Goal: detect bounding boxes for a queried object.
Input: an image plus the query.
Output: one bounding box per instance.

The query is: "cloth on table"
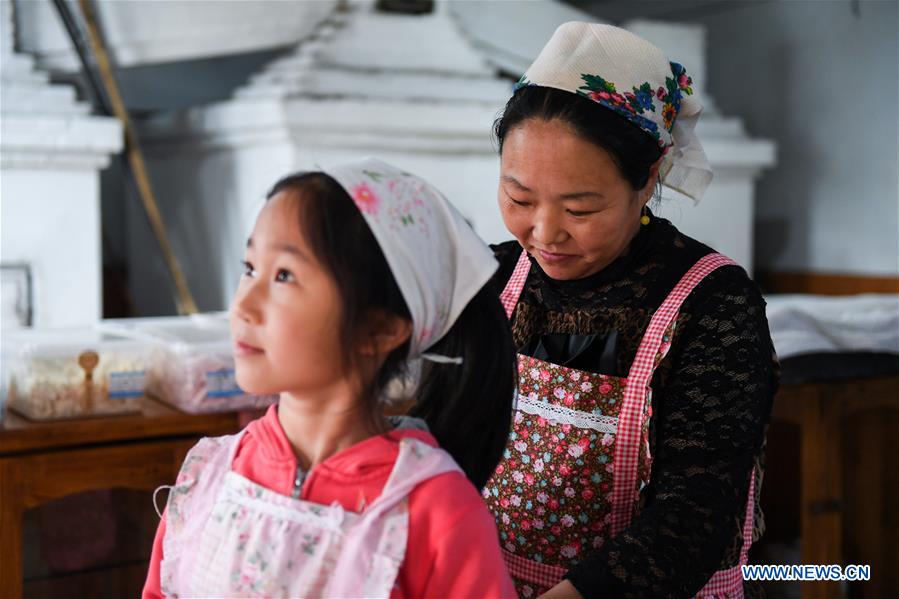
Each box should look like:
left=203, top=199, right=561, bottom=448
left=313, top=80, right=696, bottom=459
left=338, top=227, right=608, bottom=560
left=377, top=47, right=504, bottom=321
left=765, top=293, right=899, bottom=384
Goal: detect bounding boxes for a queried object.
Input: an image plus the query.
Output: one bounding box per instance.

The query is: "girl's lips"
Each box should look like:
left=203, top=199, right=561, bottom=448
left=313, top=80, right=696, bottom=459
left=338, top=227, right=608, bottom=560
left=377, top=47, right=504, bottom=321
left=234, top=341, right=264, bottom=357
left=537, top=249, right=576, bottom=264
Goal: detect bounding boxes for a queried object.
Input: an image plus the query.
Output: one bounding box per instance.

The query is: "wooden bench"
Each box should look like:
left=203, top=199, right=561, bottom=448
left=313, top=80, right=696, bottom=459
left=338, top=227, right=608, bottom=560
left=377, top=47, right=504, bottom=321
left=770, top=375, right=899, bottom=599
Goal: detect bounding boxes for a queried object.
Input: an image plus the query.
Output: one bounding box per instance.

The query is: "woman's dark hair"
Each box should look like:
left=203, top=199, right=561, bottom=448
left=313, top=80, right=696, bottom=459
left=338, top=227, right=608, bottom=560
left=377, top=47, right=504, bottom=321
left=495, top=86, right=664, bottom=192
left=266, top=173, right=516, bottom=489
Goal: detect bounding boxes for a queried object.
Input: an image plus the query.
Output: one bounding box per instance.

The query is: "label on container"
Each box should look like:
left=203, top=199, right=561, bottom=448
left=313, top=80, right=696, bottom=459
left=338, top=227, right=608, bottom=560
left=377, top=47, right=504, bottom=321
left=109, top=370, right=147, bottom=399
left=205, top=368, right=244, bottom=398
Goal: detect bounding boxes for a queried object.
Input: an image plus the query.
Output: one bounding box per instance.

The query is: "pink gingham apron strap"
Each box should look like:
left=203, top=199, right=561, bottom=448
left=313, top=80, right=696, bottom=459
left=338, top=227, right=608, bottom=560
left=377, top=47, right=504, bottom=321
left=696, top=472, right=757, bottom=598
left=500, top=249, right=531, bottom=319
left=502, top=549, right=568, bottom=589
left=609, top=253, right=737, bottom=537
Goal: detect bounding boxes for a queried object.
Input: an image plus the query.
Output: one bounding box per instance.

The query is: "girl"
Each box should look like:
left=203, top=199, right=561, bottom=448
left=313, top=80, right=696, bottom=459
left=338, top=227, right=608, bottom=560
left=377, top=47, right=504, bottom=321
left=143, top=158, right=517, bottom=598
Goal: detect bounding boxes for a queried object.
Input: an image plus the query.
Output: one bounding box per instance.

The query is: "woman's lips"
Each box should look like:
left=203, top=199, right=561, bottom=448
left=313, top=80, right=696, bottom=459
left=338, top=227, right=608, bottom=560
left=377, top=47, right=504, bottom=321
left=536, top=249, right=576, bottom=264
left=234, top=340, right=264, bottom=357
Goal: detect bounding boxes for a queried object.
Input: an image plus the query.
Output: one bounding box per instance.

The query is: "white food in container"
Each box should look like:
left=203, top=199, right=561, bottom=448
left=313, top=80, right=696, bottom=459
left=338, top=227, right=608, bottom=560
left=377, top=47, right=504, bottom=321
left=100, top=314, right=277, bottom=413
left=3, top=329, right=149, bottom=420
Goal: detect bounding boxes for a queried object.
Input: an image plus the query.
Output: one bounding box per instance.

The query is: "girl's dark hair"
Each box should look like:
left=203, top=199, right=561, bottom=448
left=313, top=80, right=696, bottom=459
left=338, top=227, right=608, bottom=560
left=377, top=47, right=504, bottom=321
left=495, top=86, right=664, bottom=192
left=266, top=173, right=516, bottom=489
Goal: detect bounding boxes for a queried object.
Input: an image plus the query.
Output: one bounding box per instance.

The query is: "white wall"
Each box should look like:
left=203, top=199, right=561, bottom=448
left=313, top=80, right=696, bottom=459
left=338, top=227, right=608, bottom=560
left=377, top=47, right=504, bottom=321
left=126, top=142, right=298, bottom=315
left=1, top=0, right=121, bottom=327
left=584, top=0, right=899, bottom=276
left=700, top=0, right=897, bottom=276
left=1, top=169, right=102, bottom=326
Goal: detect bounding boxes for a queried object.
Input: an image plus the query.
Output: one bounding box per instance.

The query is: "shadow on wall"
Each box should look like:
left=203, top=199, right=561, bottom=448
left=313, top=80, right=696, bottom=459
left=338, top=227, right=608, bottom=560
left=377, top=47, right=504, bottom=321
left=124, top=146, right=248, bottom=316
left=97, top=48, right=297, bottom=317
left=698, top=0, right=898, bottom=276
left=751, top=38, right=820, bottom=273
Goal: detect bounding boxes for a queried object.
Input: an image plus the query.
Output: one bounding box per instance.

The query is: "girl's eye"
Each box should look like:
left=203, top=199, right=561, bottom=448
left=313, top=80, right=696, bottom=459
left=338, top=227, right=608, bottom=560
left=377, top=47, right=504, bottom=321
left=275, top=269, right=295, bottom=283
left=241, top=261, right=256, bottom=277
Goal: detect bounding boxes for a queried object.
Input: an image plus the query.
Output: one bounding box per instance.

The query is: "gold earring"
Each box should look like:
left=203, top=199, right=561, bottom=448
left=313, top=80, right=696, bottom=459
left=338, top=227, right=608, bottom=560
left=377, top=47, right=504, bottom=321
left=640, top=206, right=651, bottom=226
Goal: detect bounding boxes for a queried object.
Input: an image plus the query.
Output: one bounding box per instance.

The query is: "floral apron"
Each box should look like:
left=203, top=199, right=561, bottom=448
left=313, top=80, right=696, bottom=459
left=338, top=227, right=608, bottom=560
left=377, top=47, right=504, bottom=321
left=157, top=431, right=460, bottom=598
left=484, top=250, right=756, bottom=598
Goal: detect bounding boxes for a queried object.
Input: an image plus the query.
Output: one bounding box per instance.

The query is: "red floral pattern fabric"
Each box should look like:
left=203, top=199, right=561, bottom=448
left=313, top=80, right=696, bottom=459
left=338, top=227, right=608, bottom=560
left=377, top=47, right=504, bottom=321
left=483, top=353, right=652, bottom=596
left=486, top=249, right=756, bottom=598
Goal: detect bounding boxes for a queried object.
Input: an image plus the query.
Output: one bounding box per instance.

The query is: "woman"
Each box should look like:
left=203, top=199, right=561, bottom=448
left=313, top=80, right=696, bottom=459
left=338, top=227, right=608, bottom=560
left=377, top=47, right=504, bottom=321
left=483, top=22, right=778, bottom=598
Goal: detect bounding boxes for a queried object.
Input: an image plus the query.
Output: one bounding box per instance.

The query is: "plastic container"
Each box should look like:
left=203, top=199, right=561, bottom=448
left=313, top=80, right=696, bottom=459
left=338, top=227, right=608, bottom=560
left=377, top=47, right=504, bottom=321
left=3, top=328, right=150, bottom=420
left=100, top=314, right=277, bottom=414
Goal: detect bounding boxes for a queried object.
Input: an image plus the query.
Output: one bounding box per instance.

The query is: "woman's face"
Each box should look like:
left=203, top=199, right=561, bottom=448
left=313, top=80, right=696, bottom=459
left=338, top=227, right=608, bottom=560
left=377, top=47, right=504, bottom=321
left=498, top=118, right=655, bottom=280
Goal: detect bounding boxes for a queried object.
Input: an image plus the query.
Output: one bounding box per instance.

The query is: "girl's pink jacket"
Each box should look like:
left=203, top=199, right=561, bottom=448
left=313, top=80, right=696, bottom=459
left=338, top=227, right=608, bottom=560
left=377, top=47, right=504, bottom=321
left=142, top=405, right=515, bottom=598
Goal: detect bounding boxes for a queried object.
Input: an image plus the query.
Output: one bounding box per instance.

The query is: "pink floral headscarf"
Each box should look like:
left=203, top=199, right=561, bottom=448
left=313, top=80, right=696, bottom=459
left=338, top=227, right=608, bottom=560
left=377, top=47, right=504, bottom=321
left=324, top=158, right=498, bottom=362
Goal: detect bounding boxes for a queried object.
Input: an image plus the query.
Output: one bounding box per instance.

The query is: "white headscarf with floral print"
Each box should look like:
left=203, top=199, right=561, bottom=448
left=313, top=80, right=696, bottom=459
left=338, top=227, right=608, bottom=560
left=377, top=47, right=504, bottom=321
left=323, top=158, right=498, bottom=362
left=520, top=21, right=713, bottom=203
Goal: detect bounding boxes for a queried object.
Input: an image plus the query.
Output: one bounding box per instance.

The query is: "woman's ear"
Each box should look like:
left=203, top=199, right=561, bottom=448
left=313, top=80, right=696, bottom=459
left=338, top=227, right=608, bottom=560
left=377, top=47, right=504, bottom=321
left=639, top=156, right=664, bottom=207
left=358, top=310, right=413, bottom=358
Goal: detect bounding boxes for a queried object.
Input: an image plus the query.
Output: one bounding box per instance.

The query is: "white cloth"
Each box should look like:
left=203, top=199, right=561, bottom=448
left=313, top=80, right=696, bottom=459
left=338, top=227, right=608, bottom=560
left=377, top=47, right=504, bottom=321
left=520, top=21, right=713, bottom=203
left=323, top=158, right=498, bottom=359
left=765, top=294, right=899, bottom=358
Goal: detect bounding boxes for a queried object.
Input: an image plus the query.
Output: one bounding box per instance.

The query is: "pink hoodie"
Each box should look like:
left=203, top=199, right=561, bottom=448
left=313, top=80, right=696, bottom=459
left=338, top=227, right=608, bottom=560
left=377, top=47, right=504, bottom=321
left=143, top=405, right=515, bottom=598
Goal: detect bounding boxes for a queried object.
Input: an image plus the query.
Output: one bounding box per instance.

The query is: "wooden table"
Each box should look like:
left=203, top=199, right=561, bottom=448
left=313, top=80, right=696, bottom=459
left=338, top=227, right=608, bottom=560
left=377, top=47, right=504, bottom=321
left=0, top=398, right=243, bottom=598
left=772, top=375, right=899, bottom=599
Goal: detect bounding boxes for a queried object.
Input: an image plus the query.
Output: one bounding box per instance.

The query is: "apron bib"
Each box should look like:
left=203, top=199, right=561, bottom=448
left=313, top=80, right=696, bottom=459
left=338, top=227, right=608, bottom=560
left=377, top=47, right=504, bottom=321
left=159, top=431, right=460, bottom=598
left=484, top=250, right=756, bottom=598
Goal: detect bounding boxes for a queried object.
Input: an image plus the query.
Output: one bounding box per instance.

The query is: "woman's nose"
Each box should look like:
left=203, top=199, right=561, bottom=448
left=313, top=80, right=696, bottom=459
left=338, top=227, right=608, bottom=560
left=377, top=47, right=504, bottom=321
left=532, top=211, right=567, bottom=245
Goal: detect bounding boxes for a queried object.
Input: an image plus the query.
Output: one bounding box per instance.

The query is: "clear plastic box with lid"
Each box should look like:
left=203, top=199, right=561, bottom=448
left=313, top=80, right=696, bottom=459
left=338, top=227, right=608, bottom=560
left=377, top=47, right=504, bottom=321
left=3, top=328, right=151, bottom=420
left=100, top=313, right=277, bottom=414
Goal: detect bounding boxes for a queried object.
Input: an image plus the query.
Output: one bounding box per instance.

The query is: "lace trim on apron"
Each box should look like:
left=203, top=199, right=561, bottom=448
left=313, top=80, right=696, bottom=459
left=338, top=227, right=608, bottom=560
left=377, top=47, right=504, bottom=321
left=517, top=392, right=618, bottom=434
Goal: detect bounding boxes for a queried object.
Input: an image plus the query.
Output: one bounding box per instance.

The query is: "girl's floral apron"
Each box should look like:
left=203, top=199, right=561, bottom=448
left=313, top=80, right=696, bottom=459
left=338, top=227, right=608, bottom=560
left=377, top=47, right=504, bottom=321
left=484, top=251, right=756, bottom=598
left=158, top=432, right=459, bottom=598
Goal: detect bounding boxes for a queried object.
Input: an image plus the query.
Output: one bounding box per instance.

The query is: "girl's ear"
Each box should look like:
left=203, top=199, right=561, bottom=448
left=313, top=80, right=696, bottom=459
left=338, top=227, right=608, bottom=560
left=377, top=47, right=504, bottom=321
left=357, top=310, right=413, bottom=358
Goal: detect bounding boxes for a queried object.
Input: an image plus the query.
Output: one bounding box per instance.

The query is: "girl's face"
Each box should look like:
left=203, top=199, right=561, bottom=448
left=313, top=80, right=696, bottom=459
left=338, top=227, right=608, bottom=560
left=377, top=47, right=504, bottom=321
left=498, top=118, right=655, bottom=281
left=230, top=191, right=346, bottom=396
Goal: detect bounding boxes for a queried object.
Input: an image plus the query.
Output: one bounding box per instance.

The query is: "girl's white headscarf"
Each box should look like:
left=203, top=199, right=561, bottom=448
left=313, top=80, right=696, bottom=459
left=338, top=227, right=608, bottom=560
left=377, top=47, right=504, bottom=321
left=323, top=158, right=498, bottom=363
left=519, top=21, right=713, bottom=203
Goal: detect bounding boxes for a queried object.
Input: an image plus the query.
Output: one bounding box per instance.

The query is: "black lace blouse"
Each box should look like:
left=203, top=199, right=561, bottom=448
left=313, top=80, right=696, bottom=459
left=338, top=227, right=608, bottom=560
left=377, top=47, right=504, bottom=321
left=490, top=214, right=778, bottom=598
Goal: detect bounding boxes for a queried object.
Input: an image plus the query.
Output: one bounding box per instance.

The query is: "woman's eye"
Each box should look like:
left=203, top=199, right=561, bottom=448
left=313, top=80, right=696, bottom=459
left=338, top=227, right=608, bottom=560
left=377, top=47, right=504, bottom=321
left=510, top=198, right=530, bottom=207
left=275, top=269, right=295, bottom=283
left=241, top=261, right=256, bottom=277
left=566, top=210, right=594, bottom=217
